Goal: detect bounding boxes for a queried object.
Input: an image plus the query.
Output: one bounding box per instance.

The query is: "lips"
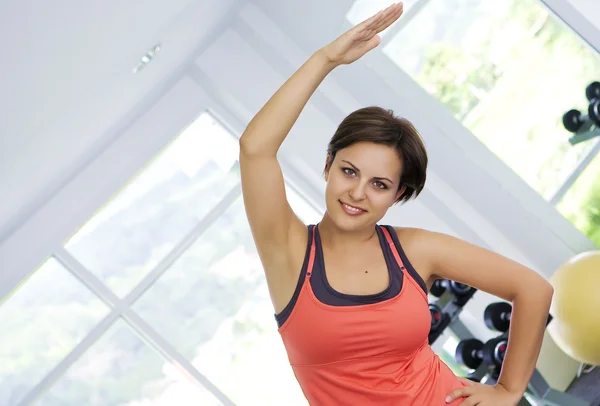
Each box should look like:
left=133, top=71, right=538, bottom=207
left=339, top=200, right=367, bottom=216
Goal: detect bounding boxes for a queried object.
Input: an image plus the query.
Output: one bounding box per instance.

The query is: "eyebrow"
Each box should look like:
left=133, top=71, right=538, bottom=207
left=341, top=160, right=394, bottom=184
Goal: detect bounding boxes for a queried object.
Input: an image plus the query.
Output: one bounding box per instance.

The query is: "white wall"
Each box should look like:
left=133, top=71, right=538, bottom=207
left=0, top=0, right=242, bottom=245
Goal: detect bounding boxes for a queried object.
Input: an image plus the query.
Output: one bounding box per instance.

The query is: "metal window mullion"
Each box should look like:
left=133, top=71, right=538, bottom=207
left=55, top=190, right=240, bottom=402
left=14, top=249, right=131, bottom=406
left=122, top=309, right=236, bottom=406
left=122, top=182, right=242, bottom=306
left=20, top=184, right=242, bottom=405
left=16, top=311, right=120, bottom=406
left=55, top=247, right=124, bottom=309
left=549, top=138, right=600, bottom=205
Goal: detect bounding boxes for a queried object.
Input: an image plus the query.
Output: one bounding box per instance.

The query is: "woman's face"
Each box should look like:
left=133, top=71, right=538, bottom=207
left=324, top=142, right=404, bottom=231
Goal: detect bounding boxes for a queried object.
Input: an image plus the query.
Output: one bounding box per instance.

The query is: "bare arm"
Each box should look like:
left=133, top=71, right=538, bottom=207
left=239, top=50, right=337, bottom=158
left=239, top=3, right=404, bottom=311
left=239, top=50, right=336, bottom=263
left=412, top=229, right=553, bottom=404
left=239, top=4, right=404, bottom=264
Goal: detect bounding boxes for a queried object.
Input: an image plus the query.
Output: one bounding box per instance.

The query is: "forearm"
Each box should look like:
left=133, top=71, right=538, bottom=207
left=239, top=49, right=337, bottom=156
left=497, top=283, right=553, bottom=396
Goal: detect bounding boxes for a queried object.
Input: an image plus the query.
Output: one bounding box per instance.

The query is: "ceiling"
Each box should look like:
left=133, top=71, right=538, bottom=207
left=0, top=0, right=238, bottom=239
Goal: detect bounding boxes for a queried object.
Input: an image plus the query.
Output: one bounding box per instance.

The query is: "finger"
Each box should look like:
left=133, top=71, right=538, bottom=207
left=371, top=3, right=404, bottom=33
left=360, top=2, right=401, bottom=32
left=458, top=397, right=481, bottom=406
left=446, top=387, right=473, bottom=403
left=458, top=377, right=476, bottom=387
left=356, top=8, right=387, bottom=31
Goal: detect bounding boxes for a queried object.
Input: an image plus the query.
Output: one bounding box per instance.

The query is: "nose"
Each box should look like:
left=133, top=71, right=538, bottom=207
left=349, top=183, right=367, bottom=201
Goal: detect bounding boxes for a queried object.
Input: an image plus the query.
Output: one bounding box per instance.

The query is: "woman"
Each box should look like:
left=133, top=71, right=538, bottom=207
left=239, top=3, right=553, bottom=405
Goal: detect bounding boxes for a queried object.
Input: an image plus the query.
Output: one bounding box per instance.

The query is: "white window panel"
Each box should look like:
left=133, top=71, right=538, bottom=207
left=34, top=320, right=224, bottom=406
left=381, top=0, right=600, bottom=202
left=556, top=151, right=600, bottom=248
left=63, top=112, right=240, bottom=298
left=133, top=194, right=314, bottom=406
left=0, top=258, right=110, bottom=406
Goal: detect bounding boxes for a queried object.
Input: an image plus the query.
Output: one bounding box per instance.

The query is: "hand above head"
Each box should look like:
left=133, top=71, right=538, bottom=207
left=320, top=2, right=404, bottom=66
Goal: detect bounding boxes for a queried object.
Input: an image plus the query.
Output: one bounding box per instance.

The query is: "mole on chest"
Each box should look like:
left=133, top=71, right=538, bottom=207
left=324, top=258, right=390, bottom=295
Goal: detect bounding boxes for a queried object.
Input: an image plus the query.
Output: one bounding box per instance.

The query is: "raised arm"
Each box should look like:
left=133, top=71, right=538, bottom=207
left=239, top=51, right=336, bottom=261
left=239, top=3, right=404, bottom=280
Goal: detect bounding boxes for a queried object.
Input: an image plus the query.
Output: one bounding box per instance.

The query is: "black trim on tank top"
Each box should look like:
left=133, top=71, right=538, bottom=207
left=274, top=224, right=429, bottom=328
left=382, top=225, right=429, bottom=295
left=310, top=224, right=403, bottom=306
left=274, top=225, right=314, bottom=328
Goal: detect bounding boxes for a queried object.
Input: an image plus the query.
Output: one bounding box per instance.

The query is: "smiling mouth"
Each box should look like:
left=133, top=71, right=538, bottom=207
left=339, top=200, right=367, bottom=214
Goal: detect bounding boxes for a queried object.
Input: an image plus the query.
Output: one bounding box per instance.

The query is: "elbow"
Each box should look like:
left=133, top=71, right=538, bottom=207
left=538, top=277, right=554, bottom=300
left=239, top=133, right=256, bottom=156
left=239, top=132, right=275, bottom=158
left=515, top=276, right=554, bottom=305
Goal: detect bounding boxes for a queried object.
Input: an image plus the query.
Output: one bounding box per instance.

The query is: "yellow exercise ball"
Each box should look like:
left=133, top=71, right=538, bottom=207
left=547, top=250, right=600, bottom=366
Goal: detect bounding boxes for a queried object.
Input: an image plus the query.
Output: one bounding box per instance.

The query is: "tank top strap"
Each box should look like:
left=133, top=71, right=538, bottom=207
left=306, top=224, right=317, bottom=278
left=379, top=225, right=429, bottom=302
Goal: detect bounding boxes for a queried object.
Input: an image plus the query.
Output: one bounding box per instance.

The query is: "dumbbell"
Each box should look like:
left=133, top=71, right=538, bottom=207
left=455, top=336, right=508, bottom=370
left=429, top=279, right=447, bottom=297
left=586, top=81, right=600, bottom=101
left=430, top=303, right=445, bottom=330
left=563, top=81, right=600, bottom=132
left=585, top=82, right=600, bottom=125
left=563, top=109, right=594, bottom=133
left=428, top=303, right=451, bottom=345
left=429, top=279, right=476, bottom=299
left=585, top=81, right=600, bottom=126
left=589, top=98, right=600, bottom=125
left=484, top=302, right=512, bottom=332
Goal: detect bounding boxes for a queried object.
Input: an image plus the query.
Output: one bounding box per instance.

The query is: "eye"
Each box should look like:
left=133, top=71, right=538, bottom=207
left=373, top=181, right=388, bottom=190
left=342, top=167, right=356, bottom=176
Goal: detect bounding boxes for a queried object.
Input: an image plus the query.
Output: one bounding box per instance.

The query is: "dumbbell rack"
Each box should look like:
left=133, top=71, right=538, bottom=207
left=563, top=81, right=600, bottom=145
left=429, top=281, right=594, bottom=406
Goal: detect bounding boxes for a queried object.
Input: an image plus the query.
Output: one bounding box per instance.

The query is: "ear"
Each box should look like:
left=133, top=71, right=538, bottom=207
left=393, top=185, right=407, bottom=205
left=324, top=154, right=333, bottom=181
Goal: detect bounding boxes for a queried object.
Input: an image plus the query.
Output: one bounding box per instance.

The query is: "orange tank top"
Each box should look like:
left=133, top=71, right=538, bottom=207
left=277, top=225, right=467, bottom=405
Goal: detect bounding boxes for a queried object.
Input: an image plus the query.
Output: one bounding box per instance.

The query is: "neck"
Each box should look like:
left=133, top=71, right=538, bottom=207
left=317, top=213, right=378, bottom=252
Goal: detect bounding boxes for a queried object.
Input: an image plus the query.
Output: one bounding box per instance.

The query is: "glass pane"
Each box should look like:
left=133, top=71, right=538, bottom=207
left=35, top=320, right=223, bottom=406
left=64, top=112, right=240, bottom=298
left=347, top=0, right=420, bottom=33
left=382, top=0, right=600, bottom=199
left=556, top=152, right=600, bottom=248
left=134, top=195, right=310, bottom=406
left=286, top=183, right=323, bottom=224
left=431, top=329, right=466, bottom=377
left=0, top=258, right=109, bottom=406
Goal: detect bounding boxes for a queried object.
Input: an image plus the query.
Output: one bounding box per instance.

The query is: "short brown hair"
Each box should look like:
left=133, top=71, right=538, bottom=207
left=325, top=106, right=427, bottom=204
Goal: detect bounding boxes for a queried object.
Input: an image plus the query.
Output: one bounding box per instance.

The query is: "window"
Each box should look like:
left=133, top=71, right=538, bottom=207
left=133, top=195, right=311, bottom=406
left=63, top=113, right=240, bottom=298
left=35, top=321, right=224, bottom=406
left=347, top=0, right=600, bottom=246
left=556, top=153, right=600, bottom=248
left=2, top=111, right=322, bottom=405
left=0, top=259, right=109, bottom=406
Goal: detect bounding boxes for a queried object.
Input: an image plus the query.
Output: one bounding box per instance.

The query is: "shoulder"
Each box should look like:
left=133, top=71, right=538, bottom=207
left=388, top=226, right=437, bottom=282
left=390, top=227, right=466, bottom=278
left=392, top=226, right=456, bottom=247
left=391, top=226, right=432, bottom=246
